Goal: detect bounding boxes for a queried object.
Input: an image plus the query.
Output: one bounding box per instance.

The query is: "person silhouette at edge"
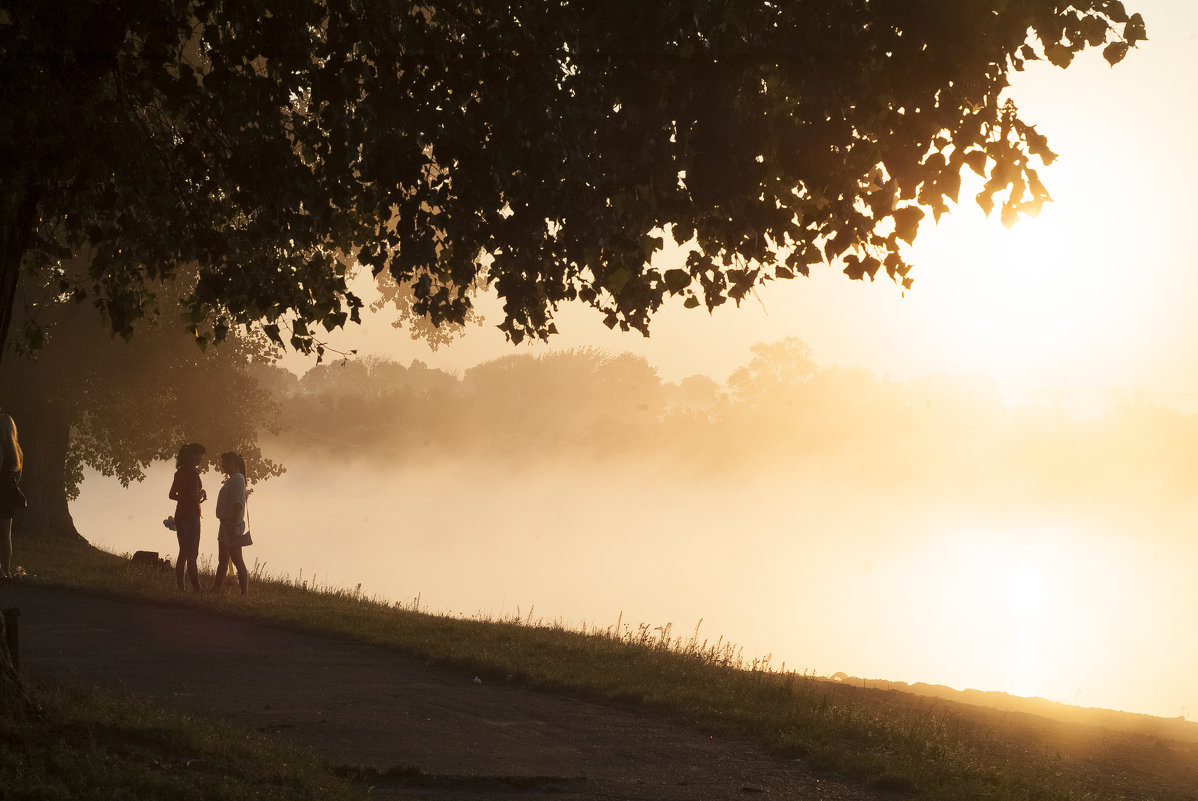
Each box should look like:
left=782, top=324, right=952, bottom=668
left=168, top=442, right=206, bottom=591
left=211, top=451, right=248, bottom=595
left=0, top=411, right=23, bottom=585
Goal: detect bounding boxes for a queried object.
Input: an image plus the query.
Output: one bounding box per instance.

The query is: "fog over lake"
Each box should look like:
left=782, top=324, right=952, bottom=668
left=69, top=350, right=1198, bottom=722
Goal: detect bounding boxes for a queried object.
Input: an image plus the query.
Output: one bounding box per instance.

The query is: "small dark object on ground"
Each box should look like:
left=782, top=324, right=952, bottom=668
left=130, top=551, right=172, bottom=572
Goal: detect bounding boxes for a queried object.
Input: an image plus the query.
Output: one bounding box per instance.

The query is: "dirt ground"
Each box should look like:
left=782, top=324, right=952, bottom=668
left=2, top=583, right=892, bottom=801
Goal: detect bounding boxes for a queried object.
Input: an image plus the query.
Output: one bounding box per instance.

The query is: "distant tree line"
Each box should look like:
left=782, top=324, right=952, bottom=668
left=256, top=339, right=1198, bottom=525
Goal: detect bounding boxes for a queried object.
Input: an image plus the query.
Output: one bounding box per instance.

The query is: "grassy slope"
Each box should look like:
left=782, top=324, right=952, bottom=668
left=7, top=535, right=1198, bottom=801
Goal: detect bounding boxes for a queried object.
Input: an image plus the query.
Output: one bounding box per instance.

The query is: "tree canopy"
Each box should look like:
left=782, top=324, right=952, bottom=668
left=0, top=1, right=1144, bottom=361
left=0, top=266, right=281, bottom=539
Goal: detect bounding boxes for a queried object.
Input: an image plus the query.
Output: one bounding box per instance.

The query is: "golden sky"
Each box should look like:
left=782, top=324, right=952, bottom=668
left=305, top=0, right=1197, bottom=411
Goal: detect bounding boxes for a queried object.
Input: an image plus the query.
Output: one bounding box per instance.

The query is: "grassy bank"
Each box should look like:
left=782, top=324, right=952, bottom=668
left=8, top=535, right=1198, bottom=801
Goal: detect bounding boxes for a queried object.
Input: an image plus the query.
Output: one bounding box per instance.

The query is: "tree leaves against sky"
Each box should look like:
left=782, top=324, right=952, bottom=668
left=0, top=0, right=1145, bottom=360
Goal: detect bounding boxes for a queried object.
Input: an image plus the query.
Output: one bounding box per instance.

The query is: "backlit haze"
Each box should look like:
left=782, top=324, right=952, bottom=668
left=74, top=1, right=1198, bottom=722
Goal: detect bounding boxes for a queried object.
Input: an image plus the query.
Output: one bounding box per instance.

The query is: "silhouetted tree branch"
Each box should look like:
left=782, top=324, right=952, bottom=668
left=0, top=1, right=1145, bottom=362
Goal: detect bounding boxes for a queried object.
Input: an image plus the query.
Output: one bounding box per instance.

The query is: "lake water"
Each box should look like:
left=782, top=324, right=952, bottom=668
left=70, top=456, right=1198, bottom=721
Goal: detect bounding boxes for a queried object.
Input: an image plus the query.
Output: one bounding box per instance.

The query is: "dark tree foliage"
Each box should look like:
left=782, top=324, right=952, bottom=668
left=0, top=1, right=1144, bottom=362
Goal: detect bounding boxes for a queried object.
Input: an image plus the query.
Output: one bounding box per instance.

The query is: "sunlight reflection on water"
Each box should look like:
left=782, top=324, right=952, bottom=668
left=71, top=459, right=1198, bottom=721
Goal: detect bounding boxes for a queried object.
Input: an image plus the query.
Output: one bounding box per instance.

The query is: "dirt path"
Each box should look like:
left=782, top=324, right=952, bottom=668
left=2, top=583, right=887, bottom=800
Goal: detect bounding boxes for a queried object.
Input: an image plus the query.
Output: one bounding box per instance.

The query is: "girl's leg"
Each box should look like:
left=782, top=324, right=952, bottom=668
left=177, top=523, right=202, bottom=590
left=231, top=546, right=248, bottom=595
left=183, top=533, right=201, bottom=591
left=211, top=542, right=230, bottom=591
left=175, top=531, right=188, bottom=590
left=185, top=550, right=201, bottom=591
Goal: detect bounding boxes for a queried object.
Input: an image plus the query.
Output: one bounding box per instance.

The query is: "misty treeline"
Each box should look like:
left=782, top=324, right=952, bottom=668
left=255, top=338, right=1195, bottom=523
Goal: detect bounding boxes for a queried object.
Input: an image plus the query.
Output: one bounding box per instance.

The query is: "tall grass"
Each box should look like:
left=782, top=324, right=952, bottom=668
left=10, top=535, right=1198, bottom=801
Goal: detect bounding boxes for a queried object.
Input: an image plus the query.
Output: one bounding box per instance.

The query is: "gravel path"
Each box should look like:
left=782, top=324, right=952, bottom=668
left=2, top=583, right=887, bottom=801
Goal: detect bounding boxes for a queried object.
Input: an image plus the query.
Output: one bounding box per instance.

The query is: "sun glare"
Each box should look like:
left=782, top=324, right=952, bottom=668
left=1011, top=563, right=1045, bottom=617
left=916, top=210, right=1112, bottom=378
left=899, top=164, right=1141, bottom=406
left=919, top=529, right=1090, bottom=702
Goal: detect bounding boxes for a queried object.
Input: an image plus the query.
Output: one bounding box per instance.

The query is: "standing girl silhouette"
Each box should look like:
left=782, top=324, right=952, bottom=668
left=168, top=443, right=206, bottom=591
left=212, top=451, right=249, bottom=595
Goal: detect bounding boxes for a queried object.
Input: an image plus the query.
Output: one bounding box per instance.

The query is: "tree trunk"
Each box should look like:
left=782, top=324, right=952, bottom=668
left=12, top=404, right=83, bottom=543
left=0, top=225, right=22, bottom=370
left=0, top=184, right=39, bottom=369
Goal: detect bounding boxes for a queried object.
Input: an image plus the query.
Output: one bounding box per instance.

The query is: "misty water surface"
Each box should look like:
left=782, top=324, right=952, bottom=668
left=72, top=452, right=1198, bottom=722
